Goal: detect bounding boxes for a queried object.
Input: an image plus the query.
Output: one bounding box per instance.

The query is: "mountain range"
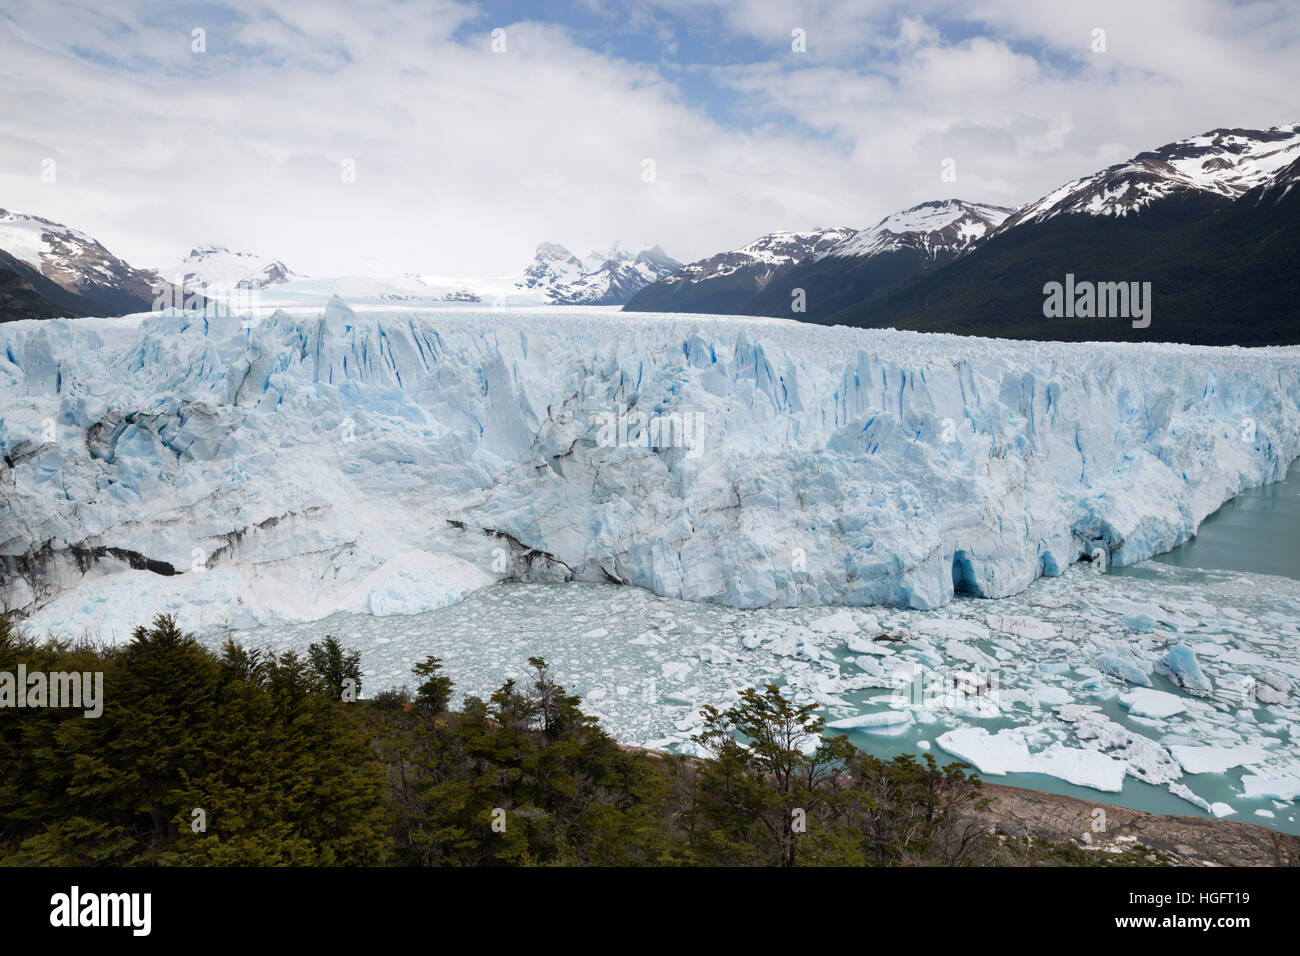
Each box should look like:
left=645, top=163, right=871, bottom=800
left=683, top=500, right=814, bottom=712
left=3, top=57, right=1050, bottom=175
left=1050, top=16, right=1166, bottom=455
left=515, top=241, right=681, bottom=305
left=0, top=210, right=679, bottom=321
left=623, top=124, right=1300, bottom=346
left=4, top=123, right=1297, bottom=344
left=622, top=227, right=857, bottom=314
left=160, top=246, right=303, bottom=291
left=0, top=209, right=168, bottom=322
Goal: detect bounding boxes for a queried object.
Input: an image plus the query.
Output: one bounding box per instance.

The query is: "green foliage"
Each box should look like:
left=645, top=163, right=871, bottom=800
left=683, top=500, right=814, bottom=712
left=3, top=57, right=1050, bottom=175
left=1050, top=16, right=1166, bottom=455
left=0, top=614, right=391, bottom=866
left=690, top=683, right=856, bottom=866
left=846, top=751, right=990, bottom=865
left=2, top=817, right=136, bottom=867
left=306, top=634, right=363, bottom=701
left=378, top=656, right=672, bottom=866
left=411, top=656, right=453, bottom=714
left=1, top=612, right=1174, bottom=868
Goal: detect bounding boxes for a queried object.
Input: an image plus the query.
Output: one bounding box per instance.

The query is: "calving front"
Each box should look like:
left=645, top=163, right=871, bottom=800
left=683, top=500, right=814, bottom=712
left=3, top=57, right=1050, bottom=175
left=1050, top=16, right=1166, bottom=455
left=1, top=302, right=1298, bottom=638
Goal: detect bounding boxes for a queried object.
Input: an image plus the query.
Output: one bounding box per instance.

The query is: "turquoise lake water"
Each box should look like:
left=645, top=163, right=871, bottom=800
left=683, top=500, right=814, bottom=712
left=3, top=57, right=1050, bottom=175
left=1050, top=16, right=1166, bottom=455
left=1116, top=458, right=1300, bottom=581
left=975, top=458, right=1300, bottom=831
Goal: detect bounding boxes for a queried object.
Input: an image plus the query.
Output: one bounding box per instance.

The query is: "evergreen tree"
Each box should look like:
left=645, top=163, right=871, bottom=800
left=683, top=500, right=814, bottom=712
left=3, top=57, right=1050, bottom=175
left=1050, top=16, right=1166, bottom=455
left=0, top=614, right=1071, bottom=869
left=306, top=635, right=363, bottom=701
left=0, top=616, right=392, bottom=866
left=692, top=683, right=856, bottom=867
left=68, top=614, right=220, bottom=852
left=412, top=655, right=454, bottom=714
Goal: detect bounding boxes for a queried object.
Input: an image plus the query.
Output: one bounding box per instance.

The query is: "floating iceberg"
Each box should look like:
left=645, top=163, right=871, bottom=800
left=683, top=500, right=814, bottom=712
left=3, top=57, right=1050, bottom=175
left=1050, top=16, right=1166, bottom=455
left=825, top=710, right=914, bottom=735
left=1097, top=649, right=1154, bottom=686
left=1158, top=644, right=1214, bottom=696
left=1119, top=688, right=1188, bottom=719
left=1170, top=744, right=1269, bottom=775
left=936, top=726, right=1128, bottom=791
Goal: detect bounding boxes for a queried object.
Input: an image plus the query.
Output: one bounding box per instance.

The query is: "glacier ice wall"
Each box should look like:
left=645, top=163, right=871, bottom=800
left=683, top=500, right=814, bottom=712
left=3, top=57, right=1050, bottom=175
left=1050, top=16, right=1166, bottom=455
left=1, top=301, right=1298, bottom=638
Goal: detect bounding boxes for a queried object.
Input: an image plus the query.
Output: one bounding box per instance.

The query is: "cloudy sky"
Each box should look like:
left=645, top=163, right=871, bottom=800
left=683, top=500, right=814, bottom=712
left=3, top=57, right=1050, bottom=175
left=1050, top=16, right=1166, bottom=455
left=1, top=0, right=1297, bottom=278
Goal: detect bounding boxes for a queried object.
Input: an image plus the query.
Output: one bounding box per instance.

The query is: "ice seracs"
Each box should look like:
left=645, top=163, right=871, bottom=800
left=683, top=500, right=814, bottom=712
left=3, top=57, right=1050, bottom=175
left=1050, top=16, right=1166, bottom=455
left=2, top=304, right=1298, bottom=627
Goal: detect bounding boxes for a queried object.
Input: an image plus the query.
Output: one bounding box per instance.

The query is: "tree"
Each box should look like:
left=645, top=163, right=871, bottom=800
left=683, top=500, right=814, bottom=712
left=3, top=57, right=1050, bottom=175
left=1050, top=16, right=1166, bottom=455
left=692, top=683, right=856, bottom=867
left=167, top=647, right=393, bottom=865
left=306, top=635, right=363, bottom=701
left=850, top=752, right=989, bottom=865
left=412, top=655, right=453, bottom=714
left=1, top=615, right=391, bottom=866
left=4, top=610, right=1012, bottom=869
left=377, top=656, right=673, bottom=867
left=528, top=656, right=586, bottom=741
left=68, top=614, right=221, bottom=851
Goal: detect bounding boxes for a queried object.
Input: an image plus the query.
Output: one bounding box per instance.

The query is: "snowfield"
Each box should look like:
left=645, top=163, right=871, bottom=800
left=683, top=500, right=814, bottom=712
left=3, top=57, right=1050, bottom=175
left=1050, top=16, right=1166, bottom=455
left=1, top=302, right=1299, bottom=636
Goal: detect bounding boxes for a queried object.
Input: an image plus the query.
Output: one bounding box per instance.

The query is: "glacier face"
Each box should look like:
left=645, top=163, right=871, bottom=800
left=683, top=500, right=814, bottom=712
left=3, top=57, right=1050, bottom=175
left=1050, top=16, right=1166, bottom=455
left=1, top=301, right=1298, bottom=639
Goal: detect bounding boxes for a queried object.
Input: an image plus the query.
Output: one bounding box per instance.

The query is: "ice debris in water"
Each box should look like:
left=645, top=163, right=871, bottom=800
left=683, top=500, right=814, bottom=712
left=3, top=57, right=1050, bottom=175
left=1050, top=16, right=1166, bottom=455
left=115, top=558, right=1300, bottom=828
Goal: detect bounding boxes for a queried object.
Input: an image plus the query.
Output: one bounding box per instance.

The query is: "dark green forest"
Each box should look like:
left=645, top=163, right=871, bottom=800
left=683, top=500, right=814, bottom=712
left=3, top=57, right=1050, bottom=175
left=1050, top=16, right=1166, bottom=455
left=0, top=613, right=1155, bottom=867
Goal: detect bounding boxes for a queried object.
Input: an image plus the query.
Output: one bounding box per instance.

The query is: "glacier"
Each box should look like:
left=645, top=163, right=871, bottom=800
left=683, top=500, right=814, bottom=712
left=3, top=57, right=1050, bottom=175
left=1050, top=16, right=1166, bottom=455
left=1, top=301, right=1299, bottom=637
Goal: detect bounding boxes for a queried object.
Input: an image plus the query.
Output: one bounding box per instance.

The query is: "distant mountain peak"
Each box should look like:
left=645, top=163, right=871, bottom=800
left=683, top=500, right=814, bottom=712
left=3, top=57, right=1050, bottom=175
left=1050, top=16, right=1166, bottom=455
left=0, top=207, right=163, bottom=319
left=533, top=240, right=578, bottom=262
left=165, top=246, right=303, bottom=290
left=1000, top=123, right=1300, bottom=231
left=661, top=227, right=857, bottom=289
left=822, top=200, right=1014, bottom=261
left=517, top=240, right=679, bottom=305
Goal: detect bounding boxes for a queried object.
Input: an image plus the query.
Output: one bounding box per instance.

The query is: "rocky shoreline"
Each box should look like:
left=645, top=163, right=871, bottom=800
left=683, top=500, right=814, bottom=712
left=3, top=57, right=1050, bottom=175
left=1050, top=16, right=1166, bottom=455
left=622, top=743, right=1299, bottom=866
left=976, top=781, right=1300, bottom=866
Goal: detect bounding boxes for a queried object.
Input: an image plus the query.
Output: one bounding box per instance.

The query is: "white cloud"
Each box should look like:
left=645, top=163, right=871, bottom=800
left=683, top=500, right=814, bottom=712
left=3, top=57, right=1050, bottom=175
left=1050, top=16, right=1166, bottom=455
left=0, top=0, right=1296, bottom=277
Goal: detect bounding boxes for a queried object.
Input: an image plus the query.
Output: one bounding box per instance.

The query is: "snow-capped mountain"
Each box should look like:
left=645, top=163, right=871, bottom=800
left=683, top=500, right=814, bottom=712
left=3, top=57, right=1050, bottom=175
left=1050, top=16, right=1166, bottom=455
left=998, top=124, right=1300, bottom=231
left=625, top=206, right=1015, bottom=320
left=516, top=241, right=681, bottom=305
left=161, top=246, right=303, bottom=290
left=178, top=243, right=677, bottom=312
left=662, top=228, right=854, bottom=286
left=733, top=201, right=1013, bottom=322
left=517, top=241, right=587, bottom=298
left=823, top=200, right=1014, bottom=260
left=1253, top=154, right=1300, bottom=205
left=0, top=208, right=164, bottom=319
left=0, top=247, right=68, bottom=323
left=578, top=244, right=682, bottom=305
left=844, top=124, right=1300, bottom=344
left=627, top=123, right=1300, bottom=344
left=623, top=227, right=854, bottom=313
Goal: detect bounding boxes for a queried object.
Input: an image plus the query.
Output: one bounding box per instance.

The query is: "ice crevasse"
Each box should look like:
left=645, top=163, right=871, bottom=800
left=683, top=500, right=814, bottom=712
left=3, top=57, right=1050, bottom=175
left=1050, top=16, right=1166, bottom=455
left=1, top=301, right=1298, bottom=639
